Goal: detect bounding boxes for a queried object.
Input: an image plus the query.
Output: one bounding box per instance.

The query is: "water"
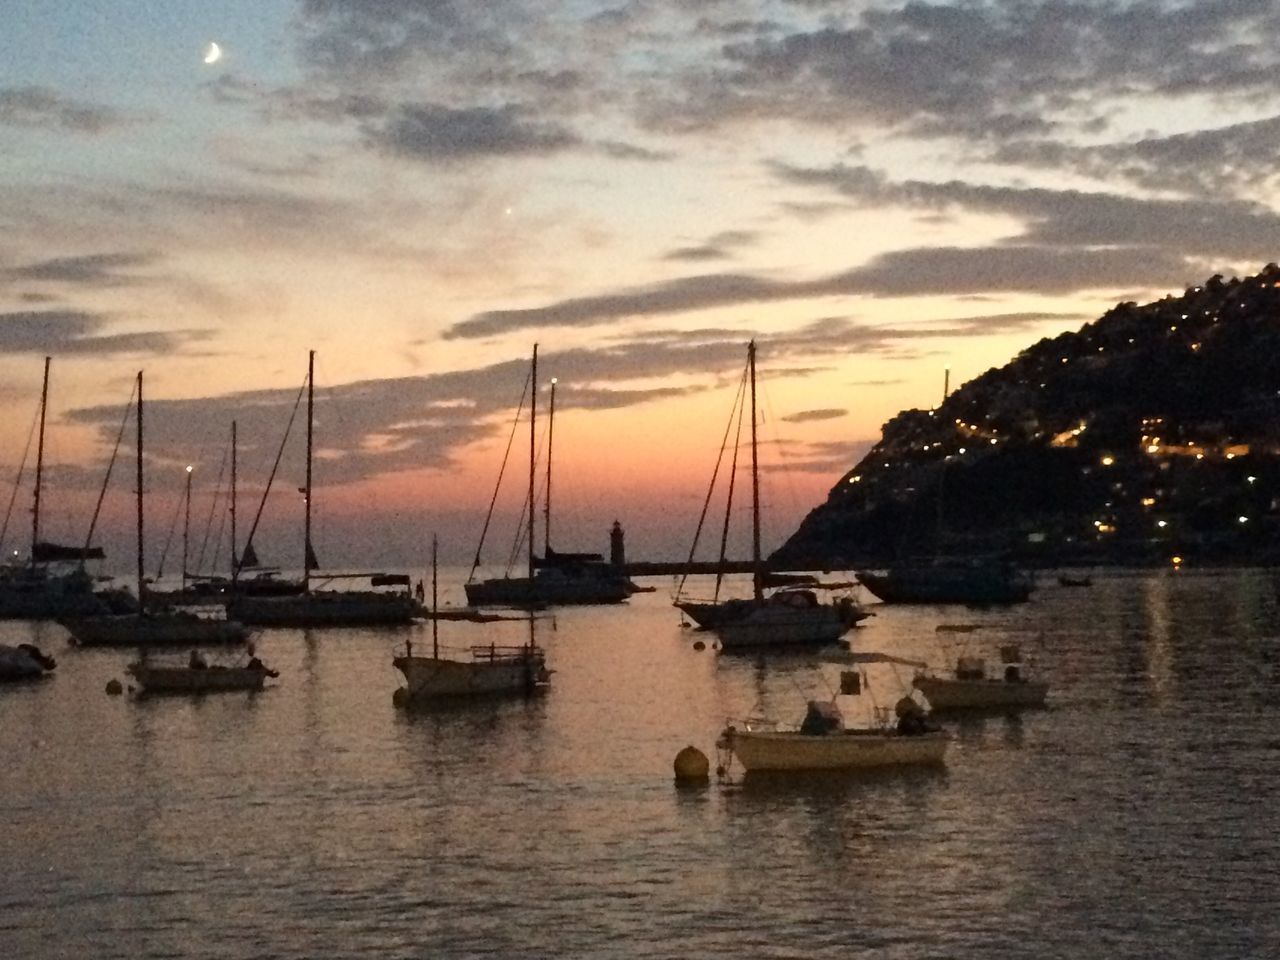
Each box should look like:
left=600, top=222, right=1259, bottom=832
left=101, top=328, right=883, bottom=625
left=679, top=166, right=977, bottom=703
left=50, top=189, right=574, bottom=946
left=3, top=569, right=1279, bottom=958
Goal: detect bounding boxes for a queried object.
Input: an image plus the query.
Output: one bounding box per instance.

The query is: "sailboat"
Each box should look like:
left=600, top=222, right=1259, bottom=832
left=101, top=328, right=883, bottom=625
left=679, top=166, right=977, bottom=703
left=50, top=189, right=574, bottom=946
left=226, top=351, right=420, bottom=627
left=856, top=442, right=1033, bottom=605
left=464, top=346, right=631, bottom=607
left=0, top=357, right=113, bottom=619
left=62, top=372, right=249, bottom=647
left=675, top=342, right=867, bottom=648
left=393, top=536, right=549, bottom=701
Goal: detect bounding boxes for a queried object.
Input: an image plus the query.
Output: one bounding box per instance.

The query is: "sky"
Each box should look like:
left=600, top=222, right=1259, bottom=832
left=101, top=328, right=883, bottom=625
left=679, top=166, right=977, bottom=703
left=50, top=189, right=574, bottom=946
left=3, top=0, right=1279, bottom=572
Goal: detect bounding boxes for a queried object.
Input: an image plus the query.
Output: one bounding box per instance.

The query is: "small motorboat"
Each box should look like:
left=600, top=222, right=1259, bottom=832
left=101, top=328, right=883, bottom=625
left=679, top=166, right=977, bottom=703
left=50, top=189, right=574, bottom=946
left=0, top=643, right=57, bottom=681
left=126, top=649, right=277, bottom=695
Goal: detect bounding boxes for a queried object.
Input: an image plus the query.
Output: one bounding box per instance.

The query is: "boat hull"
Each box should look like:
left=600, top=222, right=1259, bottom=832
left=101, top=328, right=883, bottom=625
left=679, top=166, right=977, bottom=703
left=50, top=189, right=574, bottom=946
left=64, top=614, right=249, bottom=647
left=0, top=570, right=111, bottom=620
left=857, top=566, right=1033, bottom=605
left=127, top=662, right=270, bottom=693
left=393, top=649, right=548, bottom=700
left=464, top=575, right=629, bottom=607
left=723, top=727, right=949, bottom=771
left=227, top=592, right=420, bottom=627
left=0, top=644, right=56, bottom=681
left=679, top=594, right=866, bottom=648
left=913, top=676, right=1049, bottom=710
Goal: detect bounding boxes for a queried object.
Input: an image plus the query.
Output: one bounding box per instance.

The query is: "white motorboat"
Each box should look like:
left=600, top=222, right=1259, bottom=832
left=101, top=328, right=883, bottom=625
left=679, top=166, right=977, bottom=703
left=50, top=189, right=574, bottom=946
left=718, top=699, right=948, bottom=773
left=913, top=637, right=1049, bottom=711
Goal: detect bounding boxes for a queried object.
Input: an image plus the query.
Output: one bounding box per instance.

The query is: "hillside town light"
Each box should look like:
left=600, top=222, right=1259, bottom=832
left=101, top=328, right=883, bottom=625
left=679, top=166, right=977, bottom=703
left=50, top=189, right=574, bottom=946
left=1239, top=516, right=1249, bottom=524
left=1101, top=455, right=1114, bottom=466
left=1157, top=520, right=1168, bottom=528
left=1248, top=476, right=1257, bottom=484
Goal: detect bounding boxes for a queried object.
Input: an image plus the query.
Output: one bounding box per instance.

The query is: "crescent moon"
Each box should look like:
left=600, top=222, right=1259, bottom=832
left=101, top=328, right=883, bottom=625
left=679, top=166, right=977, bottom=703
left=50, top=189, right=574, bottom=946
left=203, top=42, right=222, bottom=65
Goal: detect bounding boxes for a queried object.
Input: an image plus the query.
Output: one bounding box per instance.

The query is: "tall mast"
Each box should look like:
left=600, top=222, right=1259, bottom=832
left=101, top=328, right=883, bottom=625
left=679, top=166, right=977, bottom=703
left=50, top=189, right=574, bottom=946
left=182, top=464, right=193, bottom=593
left=544, top=377, right=556, bottom=552
left=528, top=344, right=538, bottom=581
left=304, top=349, right=314, bottom=593
left=30, top=355, right=50, bottom=567
left=749, top=341, right=763, bottom=602
left=230, top=421, right=237, bottom=581
left=136, top=371, right=146, bottom=612
left=431, top=534, right=439, bottom=659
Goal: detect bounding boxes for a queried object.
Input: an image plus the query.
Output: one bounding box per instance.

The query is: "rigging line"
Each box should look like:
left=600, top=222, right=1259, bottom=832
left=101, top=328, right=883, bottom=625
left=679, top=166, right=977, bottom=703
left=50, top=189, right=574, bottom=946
left=81, top=380, right=138, bottom=565
left=0, top=402, right=40, bottom=557
left=236, top=374, right=308, bottom=579
left=194, top=444, right=229, bottom=576
left=505, top=426, right=548, bottom=577
left=468, top=366, right=532, bottom=583
left=675, top=359, right=749, bottom=600
left=755, top=377, right=804, bottom=550
left=713, top=385, right=746, bottom=604
left=154, top=472, right=184, bottom=579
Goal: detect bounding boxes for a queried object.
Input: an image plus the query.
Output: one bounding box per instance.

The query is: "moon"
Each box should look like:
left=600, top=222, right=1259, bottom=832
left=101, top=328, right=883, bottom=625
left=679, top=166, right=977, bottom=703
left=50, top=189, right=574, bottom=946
left=203, top=42, right=222, bottom=65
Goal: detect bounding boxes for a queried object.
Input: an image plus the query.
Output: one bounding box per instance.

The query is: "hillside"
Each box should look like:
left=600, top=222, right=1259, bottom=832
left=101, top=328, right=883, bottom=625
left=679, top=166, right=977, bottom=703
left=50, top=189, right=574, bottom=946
left=774, top=265, right=1280, bottom=568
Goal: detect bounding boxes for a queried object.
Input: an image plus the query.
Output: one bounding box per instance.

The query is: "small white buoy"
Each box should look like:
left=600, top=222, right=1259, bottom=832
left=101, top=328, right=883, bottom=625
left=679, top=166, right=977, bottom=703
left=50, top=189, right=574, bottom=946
left=673, top=745, right=710, bottom=784
left=105, top=678, right=123, bottom=696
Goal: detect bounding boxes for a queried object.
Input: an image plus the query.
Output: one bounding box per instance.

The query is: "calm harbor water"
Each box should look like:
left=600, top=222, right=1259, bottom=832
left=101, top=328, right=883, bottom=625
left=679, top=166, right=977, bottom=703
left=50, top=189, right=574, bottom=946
left=3, top=568, right=1279, bottom=959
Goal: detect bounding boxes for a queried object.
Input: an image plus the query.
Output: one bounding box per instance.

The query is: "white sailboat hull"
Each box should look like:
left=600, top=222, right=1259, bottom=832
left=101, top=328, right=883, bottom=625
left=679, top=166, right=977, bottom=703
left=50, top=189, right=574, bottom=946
left=913, top=676, right=1049, bottom=710
left=722, top=727, right=949, bottom=771
left=393, top=648, right=548, bottom=700
left=65, top=613, right=249, bottom=647
left=714, top=603, right=855, bottom=648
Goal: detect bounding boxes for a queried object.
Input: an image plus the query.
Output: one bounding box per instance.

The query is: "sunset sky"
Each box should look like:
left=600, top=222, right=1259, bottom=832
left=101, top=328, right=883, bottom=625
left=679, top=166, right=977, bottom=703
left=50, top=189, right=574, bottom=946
left=3, top=0, right=1279, bottom=571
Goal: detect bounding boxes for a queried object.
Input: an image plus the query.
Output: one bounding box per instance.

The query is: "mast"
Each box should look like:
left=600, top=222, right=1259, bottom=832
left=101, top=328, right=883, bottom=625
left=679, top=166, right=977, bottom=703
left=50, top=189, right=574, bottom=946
left=528, top=344, right=538, bottom=582
left=30, top=355, right=50, bottom=567
left=136, top=371, right=145, bottom=612
left=431, top=534, right=439, bottom=659
left=544, top=377, right=556, bottom=552
left=230, top=421, right=237, bottom=581
left=748, top=341, right=762, bottom=602
left=304, top=350, right=314, bottom=593
left=182, top=464, right=193, bottom=594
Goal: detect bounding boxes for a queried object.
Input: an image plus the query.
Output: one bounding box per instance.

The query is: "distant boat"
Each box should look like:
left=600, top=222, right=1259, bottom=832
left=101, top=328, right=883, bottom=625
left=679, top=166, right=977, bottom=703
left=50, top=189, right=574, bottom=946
left=464, top=346, right=631, bottom=608
left=857, top=559, right=1034, bottom=605
left=716, top=652, right=948, bottom=773
left=62, top=371, right=250, bottom=648
left=912, top=634, right=1048, bottom=711
left=675, top=341, right=868, bottom=647
left=0, top=643, right=57, bottom=682
left=0, top=357, right=113, bottom=620
left=394, top=536, right=550, bottom=701
left=1057, top=573, right=1093, bottom=588
left=226, top=351, right=419, bottom=628
left=126, top=649, right=277, bottom=695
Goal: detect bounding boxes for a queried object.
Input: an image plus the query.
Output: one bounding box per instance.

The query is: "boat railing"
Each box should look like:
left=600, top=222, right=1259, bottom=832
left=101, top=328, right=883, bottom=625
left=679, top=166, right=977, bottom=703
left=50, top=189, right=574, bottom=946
left=469, top=643, right=542, bottom=663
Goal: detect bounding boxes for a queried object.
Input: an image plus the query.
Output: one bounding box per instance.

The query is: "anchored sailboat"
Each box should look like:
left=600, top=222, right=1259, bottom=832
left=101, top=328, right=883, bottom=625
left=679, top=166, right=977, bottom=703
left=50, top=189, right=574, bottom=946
left=394, top=535, right=549, bottom=701
left=226, top=351, right=419, bottom=627
left=465, top=345, right=631, bottom=607
left=63, top=371, right=249, bottom=647
left=675, top=341, right=867, bottom=648
left=0, top=357, right=112, bottom=619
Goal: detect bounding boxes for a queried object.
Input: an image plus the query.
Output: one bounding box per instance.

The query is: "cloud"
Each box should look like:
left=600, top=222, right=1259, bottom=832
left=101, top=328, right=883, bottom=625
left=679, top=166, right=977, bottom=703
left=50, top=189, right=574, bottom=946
left=662, top=230, right=761, bottom=263
left=781, top=408, right=846, bottom=423
left=990, top=113, right=1280, bottom=194
left=4, top=252, right=157, bottom=287
left=445, top=245, right=1190, bottom=338
left=773, top=161, right=1280, bottom=261
left=0, top=310, right=212, bottom=356
left=0, top=86, right=131, bottom=134
left=366, top=102, right=581, bottom=162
